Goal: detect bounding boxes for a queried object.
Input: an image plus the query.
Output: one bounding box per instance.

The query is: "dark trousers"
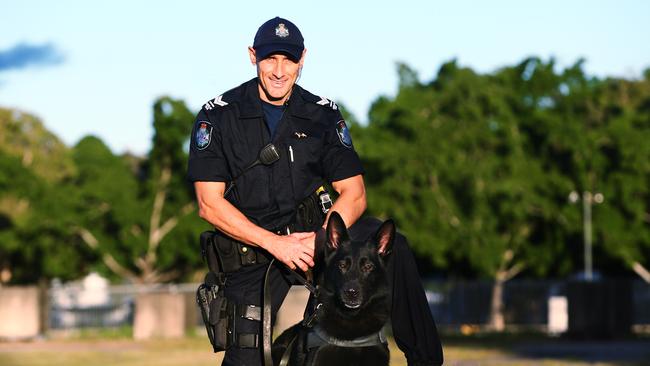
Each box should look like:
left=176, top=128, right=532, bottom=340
left=221, top=218, right=444, bottom=366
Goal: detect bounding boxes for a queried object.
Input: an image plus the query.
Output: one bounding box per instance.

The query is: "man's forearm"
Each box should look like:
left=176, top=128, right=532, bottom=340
left=196, top=187, right=316, bottom=271
left=326, top=175, right=367, bottom=228
left=326, top=193, right=366, bottom=228
left=198, top=195, right=276, bottom=249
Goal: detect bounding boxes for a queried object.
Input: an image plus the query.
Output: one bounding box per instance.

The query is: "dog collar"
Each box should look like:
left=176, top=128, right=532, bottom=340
left=307, top=325, right=387, bottom=349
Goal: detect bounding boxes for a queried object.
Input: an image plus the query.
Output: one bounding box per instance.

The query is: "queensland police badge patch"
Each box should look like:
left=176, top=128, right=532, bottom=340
left=276, top=23, right=289, bottom=38
left=336, top=120, right=352, bottom=148
left=195, top=121, right=212, bottom=150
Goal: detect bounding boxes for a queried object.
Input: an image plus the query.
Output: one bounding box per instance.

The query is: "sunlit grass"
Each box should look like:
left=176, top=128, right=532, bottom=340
left=0, top=335, right=646, bottom=366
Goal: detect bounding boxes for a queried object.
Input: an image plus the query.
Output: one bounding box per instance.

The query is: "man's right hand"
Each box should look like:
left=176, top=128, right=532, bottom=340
left=263, top=233, right=315, bottom=272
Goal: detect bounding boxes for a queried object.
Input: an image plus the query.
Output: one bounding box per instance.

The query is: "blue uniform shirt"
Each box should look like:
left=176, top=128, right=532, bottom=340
left=188, top=78, right=363, bottom=230
left=261, top=101, right=285, bottom=139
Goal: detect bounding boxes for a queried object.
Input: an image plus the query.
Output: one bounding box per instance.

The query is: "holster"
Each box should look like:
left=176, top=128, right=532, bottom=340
left=197, top=230, right=265, bottom=352
left=196, top=275, right=229, bottom=352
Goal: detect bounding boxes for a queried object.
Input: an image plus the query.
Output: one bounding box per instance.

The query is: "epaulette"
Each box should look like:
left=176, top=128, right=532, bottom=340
left=203, top=94, right=229, bottom=111
left=315, top=96, right=338, bottom=111
left=298, top=86, right=339, bottom=111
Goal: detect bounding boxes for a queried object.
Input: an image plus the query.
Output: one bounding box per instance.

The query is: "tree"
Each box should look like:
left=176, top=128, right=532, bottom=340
left=567, top=70, right=650, bottom=282
left=0, top=108, right=92, bottom=284
left=0, top=108, right=75, bottom=182
left=355, top=58, right=650, bottom=330
left=72, top=97, right=205, bottom=284
left=0, top=150, right=44, bottom=284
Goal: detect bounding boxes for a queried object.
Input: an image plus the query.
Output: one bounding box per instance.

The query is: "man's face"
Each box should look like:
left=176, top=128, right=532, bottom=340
left=248, top=47, right=305, bottom=105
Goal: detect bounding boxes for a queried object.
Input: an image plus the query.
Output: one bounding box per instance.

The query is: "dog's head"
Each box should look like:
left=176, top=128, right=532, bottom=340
left=318, top=211, right=395, bottom=313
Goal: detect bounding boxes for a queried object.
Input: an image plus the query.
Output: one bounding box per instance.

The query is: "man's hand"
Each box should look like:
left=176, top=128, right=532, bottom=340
left=292, top=231, right=316, bottom=254
left=263, top=233, right=315, bottom=271
left=195, top=182, right=314, bottom=269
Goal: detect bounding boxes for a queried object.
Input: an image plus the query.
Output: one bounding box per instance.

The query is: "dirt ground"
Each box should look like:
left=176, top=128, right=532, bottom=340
left=0, top=336, right=649, bottom=366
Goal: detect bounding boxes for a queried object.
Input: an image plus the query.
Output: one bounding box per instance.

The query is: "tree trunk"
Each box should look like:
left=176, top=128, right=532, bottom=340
left=488, top=275, right=506, bottom=331
left=487, top=249, right=525, bottom=332
left=632, top=261, right=650, bottom=283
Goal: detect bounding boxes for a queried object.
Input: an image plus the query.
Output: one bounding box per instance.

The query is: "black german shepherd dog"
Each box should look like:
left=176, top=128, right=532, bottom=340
left=272, top=212, right=395, bottom=366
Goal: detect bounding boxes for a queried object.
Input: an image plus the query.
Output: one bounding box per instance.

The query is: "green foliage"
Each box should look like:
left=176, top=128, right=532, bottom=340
left=69, top=97, right=205, bottom=283
left=0, top=108, right=75, bottom=182
left=356, top=58, right=650, bottom=279
left=145, top=97, right=206, bottom=280
left=0, top=151, right=42, bottom=281
left=0, top=98, right=206, bottom=284
left=1, top=58, right=649, bottom=284
left=0, top=110, right=93, bottom=283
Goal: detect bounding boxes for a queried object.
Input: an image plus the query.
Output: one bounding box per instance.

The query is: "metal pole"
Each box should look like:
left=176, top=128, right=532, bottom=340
left=582, top=191, right=593, bottom=281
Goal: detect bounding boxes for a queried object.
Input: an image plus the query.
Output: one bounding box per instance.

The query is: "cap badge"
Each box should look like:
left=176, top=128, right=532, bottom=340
left=275, top=23, right=289, bottom=38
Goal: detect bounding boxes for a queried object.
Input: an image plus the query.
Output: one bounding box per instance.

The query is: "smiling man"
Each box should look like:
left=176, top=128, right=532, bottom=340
left=188, top=17, right=442, bottom=366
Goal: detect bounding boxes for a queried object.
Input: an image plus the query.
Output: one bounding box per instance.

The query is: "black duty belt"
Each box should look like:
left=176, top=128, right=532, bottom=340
left=238, top=223, right=294, bottom=267
left=270, top=223, right=295, bottom=236
left=237, top=242, right=270, bottom=266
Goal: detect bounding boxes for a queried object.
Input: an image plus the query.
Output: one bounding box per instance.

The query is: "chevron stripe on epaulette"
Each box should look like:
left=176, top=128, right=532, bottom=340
left=316, top=96, right=338, bottom=110
left=203, top=95, right=228, bottom=110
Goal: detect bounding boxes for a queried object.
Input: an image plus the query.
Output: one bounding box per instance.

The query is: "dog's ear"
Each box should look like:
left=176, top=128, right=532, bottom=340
left=375, top=219, right=395, bottom=257
left=326, top=211, right=348, bottom=251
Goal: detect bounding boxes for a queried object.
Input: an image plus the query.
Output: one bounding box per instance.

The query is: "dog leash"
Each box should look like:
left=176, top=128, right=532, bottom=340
left=262, top=260, right=275, bottom=366
left=278, top=333, right=297, bottom=366
left=262, top=259, right=320, bottom=366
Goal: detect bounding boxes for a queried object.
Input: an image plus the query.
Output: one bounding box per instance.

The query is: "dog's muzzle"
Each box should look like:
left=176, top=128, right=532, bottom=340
left=341, top=286, right=362, bottom=309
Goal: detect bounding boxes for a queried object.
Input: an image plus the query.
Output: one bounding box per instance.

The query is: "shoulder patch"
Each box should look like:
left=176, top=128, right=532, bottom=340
left=203, top=94, right=228, bottom=111
left=336, top=120, right=353, bottom=148
left=194, top=121, right=213, bottom=150
left=316, top=96, right=338, bottom=111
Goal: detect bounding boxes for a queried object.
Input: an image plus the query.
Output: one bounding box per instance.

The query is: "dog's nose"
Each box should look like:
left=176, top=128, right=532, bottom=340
left=344, top=288, right=359, bottom=299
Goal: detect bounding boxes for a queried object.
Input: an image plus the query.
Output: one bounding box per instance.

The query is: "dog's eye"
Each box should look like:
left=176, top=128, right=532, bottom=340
left=338, top=260, right=349, bottom=271
left=362, top=263, right=374, bottom=272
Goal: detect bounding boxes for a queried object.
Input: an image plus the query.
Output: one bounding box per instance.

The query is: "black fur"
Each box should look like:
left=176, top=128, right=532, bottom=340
left=272, top=212, right=395, bottom=366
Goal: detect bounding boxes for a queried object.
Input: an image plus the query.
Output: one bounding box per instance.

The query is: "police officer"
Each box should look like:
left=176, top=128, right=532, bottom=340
left=188, top=17, right=443, bottom=366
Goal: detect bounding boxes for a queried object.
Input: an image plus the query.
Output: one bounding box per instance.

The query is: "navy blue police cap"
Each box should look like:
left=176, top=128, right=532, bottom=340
left=253, top=17, right=304, bottom=62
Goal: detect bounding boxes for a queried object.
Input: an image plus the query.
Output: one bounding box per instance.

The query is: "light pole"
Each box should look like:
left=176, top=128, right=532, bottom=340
left=568, top=190, right=604, bottom=281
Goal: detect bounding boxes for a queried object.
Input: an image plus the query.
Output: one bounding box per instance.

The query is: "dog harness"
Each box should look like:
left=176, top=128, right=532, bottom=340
left=277, top=309, right=388, bottom=366
left=306, top=325, right=387, bottom=348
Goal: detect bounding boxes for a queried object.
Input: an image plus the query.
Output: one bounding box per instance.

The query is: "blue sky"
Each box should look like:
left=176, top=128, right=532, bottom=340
left=1, top=0, right=649, bottom=155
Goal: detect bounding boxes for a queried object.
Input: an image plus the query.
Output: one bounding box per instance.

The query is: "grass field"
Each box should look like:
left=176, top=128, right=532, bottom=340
left=0, top=333, right=648, bottom=366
